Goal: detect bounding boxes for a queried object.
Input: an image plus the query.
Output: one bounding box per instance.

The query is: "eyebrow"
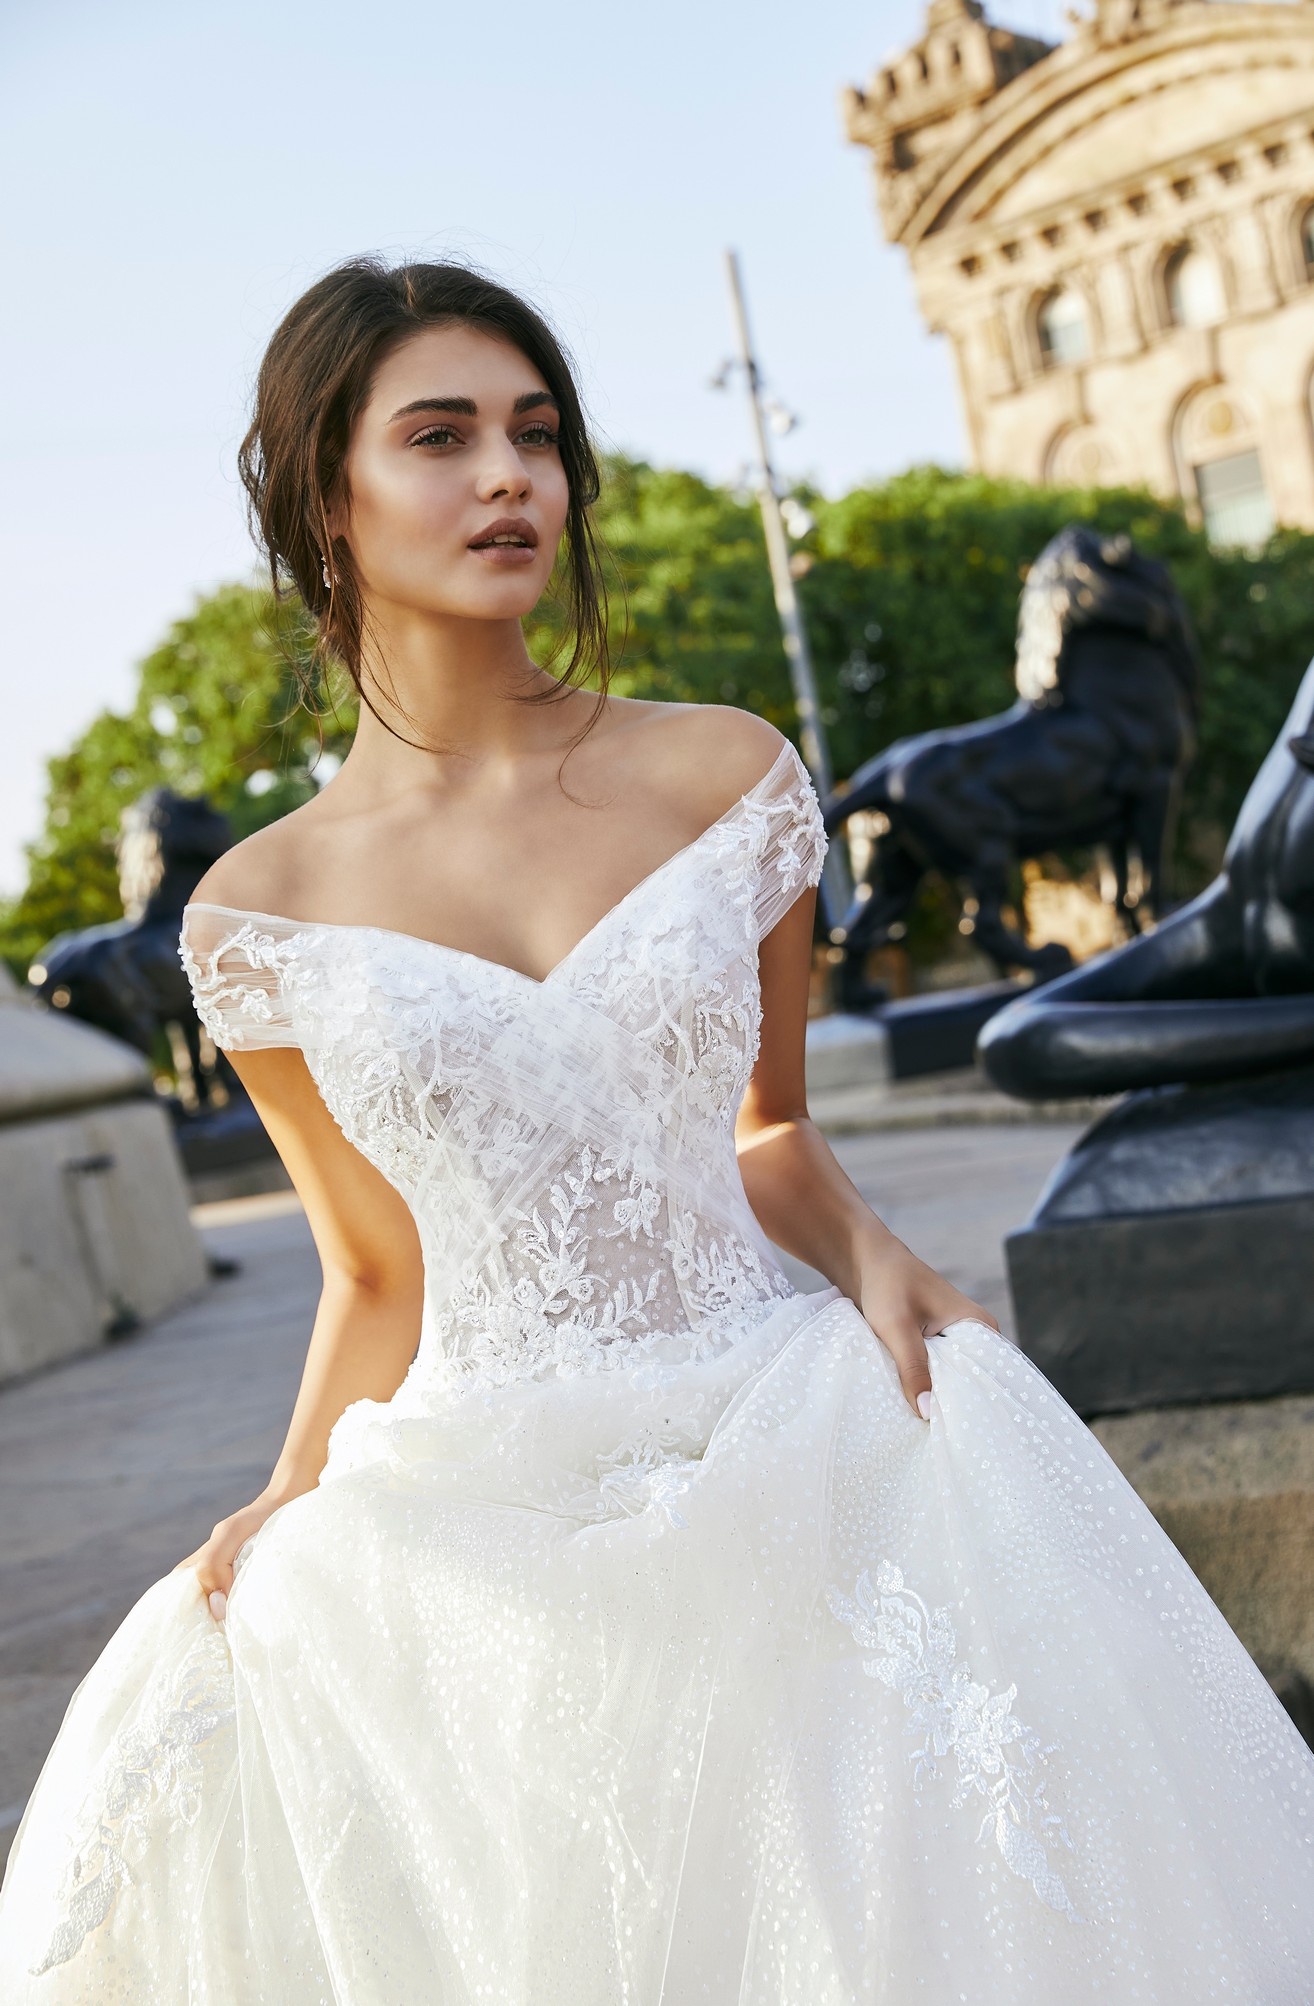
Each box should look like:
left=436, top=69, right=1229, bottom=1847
left=389, top=391, right=560, bottom=421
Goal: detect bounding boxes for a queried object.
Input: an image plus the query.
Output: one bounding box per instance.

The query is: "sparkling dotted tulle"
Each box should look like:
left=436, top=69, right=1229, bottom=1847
left=4, top=739, right=1314, bottom=2002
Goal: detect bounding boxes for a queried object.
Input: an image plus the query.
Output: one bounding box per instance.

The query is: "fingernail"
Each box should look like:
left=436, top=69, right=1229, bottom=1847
left=916, top=1391, right=932, bottom=1421
left=208, top=1590, right=228, bottom=1623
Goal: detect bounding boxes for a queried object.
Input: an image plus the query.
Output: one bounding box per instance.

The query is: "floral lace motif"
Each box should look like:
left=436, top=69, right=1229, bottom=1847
left=178, top=738, right=828, bottom=1393
left=424, top=1140, right=797, bottom=1392
left=32, top=1626, right=235, bottom=1974
left=826, top=1561, right=1083, bottom=1923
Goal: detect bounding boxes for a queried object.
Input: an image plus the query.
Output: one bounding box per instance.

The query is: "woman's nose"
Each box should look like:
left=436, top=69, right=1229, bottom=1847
left=476, top=437, right=532, bottom=504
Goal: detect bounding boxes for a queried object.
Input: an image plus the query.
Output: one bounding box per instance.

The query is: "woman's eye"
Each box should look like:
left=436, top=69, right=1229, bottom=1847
left=519, top=425, right=560, bottom=448
left=412, top=425, right=459, bottom=449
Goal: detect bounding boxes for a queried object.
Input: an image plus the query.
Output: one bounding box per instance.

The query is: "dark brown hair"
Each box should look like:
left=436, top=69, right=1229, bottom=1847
left=237, top=256, right=610, bottom=739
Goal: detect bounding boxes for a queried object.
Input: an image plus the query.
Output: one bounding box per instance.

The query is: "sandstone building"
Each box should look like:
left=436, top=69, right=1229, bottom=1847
left=843, top=0, right=1314, bottom=541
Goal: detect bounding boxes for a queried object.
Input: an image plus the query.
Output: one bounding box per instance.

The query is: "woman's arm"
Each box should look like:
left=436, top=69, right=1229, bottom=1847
left=735, top=886, right=997, bottom=1419
left=174, top=1044, right=423, bottom=1613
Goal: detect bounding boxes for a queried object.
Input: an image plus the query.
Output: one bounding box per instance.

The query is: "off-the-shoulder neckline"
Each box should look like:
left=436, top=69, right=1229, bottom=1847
left=184, top=736, right=810, bottom=993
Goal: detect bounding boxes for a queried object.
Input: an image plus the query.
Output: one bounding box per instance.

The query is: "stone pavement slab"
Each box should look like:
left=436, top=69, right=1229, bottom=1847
left=0, top=1124, right=1082, bottom=1868
left=0, top=1192, right=318, bottom=1867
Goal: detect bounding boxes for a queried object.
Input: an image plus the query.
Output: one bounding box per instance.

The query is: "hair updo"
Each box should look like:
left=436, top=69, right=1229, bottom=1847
left=238, top=256, right=610, bottom=729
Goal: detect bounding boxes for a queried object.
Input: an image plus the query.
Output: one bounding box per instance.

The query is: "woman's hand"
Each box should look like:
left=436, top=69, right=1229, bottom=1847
left=173, top=1475, right=315, bottom=1622
left=855, top=1233, right=999, bottom=1421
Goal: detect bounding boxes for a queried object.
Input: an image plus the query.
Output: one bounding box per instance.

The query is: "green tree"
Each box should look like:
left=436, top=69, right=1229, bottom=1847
left=1, top=585, right=354, bottom=976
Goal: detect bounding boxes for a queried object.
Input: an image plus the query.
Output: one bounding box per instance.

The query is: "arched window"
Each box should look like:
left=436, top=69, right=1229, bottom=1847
left=1194, top=450, right=1273, bottom=550
left=1302, top=203, right=1314, bottom=280
left=1164, top=244, right=1225, bottom=328
left=1036, top=288, right=1090, bottom=368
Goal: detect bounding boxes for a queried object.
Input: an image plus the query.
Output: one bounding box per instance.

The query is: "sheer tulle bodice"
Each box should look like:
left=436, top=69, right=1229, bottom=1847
left=6, top=733, right=1314, bottom=2004
left=178, top=737, right=824, bottom=1393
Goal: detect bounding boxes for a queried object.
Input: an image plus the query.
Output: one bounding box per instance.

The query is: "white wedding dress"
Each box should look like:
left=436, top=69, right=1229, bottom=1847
left=2, top=736, right=1313, bottom=2003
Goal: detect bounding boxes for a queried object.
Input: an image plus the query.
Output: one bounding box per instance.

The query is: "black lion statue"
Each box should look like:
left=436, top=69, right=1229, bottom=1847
left=979, top=655, right=1314, bottom=1099
left=822, top=525, right=1201, bottom=1013
left=30, top=789, right=242, bottom=1127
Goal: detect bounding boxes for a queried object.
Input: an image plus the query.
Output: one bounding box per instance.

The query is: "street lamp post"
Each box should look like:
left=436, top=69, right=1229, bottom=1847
left=720, top=249, right=852, bottom=922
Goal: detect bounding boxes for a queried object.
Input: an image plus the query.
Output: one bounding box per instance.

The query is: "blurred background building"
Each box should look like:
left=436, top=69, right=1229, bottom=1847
left=844, top=0, right=1314, bottom=544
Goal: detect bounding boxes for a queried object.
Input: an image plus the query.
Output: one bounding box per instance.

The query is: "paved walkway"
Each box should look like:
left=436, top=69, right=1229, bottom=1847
left=0, top=1121, right=1081, bottom=1867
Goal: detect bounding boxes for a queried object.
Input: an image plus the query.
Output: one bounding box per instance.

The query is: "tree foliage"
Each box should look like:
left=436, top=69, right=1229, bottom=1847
left=1, top=587, right=355, bottom=975
left=5, top=458, right=1312, bottom=977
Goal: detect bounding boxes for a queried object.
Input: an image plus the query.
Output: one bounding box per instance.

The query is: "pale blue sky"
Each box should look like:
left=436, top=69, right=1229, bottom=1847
left=0, top=0, right=1072, bottom=897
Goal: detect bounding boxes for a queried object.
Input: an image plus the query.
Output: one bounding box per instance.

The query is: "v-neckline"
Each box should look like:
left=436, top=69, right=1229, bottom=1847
left=184, top=738, right=796, bottom=993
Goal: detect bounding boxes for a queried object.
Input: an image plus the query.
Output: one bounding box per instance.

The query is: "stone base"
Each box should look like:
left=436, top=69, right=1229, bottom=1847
left=0, top=1097, right=207, bottom=1384
left=1007, top=1195, right=1314, bottom=1413
left=1006, top=1064, right=1314, bottom=1414
left=880, top=981, right=1024, bottom=1078
left=1094, top=1393, right=1314, bottom=1746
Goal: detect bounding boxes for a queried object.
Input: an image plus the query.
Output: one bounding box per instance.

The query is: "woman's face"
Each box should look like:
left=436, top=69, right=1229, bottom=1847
left=336, top=322, right=571, bottom=626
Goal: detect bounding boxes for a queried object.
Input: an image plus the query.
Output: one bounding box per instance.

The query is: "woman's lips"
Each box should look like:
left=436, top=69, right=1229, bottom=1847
left=468, top=517, right=539, bottom=565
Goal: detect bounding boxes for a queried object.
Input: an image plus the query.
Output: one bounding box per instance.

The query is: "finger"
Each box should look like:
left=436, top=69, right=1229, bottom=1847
left=208, top=1590, right=228, bottom=1624
left=876, top=1321, right=933, bottom=1419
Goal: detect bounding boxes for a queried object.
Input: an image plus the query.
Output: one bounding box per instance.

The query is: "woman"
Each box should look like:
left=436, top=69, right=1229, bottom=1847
left=1, top=256, right=1311, bottom=2003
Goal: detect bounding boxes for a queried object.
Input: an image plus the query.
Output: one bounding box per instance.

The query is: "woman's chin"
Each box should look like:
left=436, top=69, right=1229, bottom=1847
left=420, top=582, right=551, bottom=625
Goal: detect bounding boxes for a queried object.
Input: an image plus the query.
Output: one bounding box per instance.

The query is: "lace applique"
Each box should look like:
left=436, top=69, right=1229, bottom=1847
left=177, top=916, right=306, bottom=1052
left=32, top=1626, right=235, bottom=1974
left=826, top=1562, right=1083, bottom=1923
left=598, top=1455, right=700, bottom=1529
left=590, top=1395, right=711, bottom=1528
left=665, top=1204, right=793, bottom=1328
left=430, top=1144, right=664, bottom=1382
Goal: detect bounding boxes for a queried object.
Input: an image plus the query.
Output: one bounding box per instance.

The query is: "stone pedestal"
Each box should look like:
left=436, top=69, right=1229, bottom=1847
left=1006, top=1064, right=1314, bottom=1414
left=0, top=971, right=206, bottom=1383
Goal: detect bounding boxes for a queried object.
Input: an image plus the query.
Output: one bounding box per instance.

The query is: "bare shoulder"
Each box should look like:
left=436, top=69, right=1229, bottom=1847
left=613, top=701, right=791, bottom=820
left=187, top=794, right=328, bottom=918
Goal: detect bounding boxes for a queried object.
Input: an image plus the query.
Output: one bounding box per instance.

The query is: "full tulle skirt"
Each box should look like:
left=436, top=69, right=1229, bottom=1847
left=2, top=1286, right=1312, bottom=2003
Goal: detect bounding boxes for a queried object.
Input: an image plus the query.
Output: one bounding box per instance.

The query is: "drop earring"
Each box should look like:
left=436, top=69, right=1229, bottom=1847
left=322, top=559, right=333, bottom=589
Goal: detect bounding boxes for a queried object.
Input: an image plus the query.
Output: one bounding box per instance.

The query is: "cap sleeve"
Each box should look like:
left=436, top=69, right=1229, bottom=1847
left=751, top=740, right=829, bottom=941
left=178, top=904, right=302, bottom=1052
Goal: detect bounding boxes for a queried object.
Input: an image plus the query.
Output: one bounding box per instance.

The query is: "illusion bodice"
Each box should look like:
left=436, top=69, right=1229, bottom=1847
left=179, top=738, right=828, bottom=1391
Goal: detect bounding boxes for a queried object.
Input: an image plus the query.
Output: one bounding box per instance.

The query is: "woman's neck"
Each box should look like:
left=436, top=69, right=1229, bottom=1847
left=335, top=606, right=582, bottom=805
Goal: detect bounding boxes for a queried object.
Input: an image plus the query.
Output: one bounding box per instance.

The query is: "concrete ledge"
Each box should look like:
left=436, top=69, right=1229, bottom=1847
left=0, top=975, right=151, bottom=1125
